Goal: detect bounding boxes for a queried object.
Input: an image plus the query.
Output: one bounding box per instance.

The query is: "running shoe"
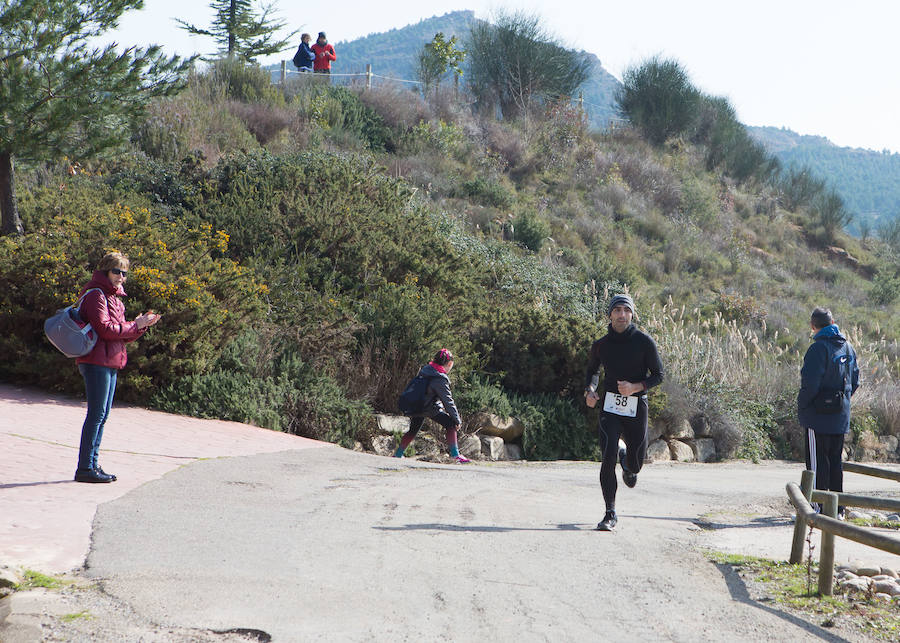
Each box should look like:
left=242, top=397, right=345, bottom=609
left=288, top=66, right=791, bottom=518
left=619, top=447, right=637, bottom=488
left=455, top=455, right=471, bottom=463
left=596, top=510, right=618, bottom=531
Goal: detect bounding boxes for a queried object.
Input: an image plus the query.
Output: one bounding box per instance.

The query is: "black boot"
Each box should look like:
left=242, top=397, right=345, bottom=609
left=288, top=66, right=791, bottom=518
left=96, top=467, right=117, bottom=482
left=74, top=468, right=113, bottom=483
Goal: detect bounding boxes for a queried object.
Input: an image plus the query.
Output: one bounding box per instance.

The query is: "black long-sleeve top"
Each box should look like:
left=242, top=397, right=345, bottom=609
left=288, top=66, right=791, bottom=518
left=584, top=324, right=664, bottom=395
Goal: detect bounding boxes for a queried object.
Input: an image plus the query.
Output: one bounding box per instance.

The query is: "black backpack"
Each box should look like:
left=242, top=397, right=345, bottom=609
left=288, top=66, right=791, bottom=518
left=398, top=375, right=435, bottom=416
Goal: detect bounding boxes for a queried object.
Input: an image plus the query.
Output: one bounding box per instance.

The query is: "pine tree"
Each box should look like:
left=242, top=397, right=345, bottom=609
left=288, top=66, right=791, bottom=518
left=176, top=0, right=297, bottom=63
left=0, top=0, right=191, bottom=236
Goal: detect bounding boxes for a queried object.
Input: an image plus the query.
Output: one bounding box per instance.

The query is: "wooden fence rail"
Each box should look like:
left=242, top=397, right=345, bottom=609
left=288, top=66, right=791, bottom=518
left=787, top=466, right=900, bottom=596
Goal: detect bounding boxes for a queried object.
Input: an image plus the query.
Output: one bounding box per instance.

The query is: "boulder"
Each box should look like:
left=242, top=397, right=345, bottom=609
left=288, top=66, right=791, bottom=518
left=840, top=578, right=872, bottom=595
left=874, top=580, right=900, bottom=596
left=372, top=435, right=397, bottom=457
left=878, top=435, right=899, bottom=457
left=505, top=444, right=524, bottom=461
left=691, top=438, right=717, bottom=463
left=646, top=439, right=671, bottom=462
left=691, top=415, right=712, bottom=438
left=481, top=435, right=508, bottom=461
left=881, top=567, right=899, bottom=579
left=459, top=434, right=482, bottom=460
left=375, top=414, right=409, bottom=435
left=857, top=566, right=881, bottom=577
left=670, top=440, right=695, bottom=462
left=666, top=418, right=694, bottom=440
left=471, top=413, right=525, bottom=442
left=647, top=420, right=663, bottom=442
left=0, top=568, right=20, bottom=590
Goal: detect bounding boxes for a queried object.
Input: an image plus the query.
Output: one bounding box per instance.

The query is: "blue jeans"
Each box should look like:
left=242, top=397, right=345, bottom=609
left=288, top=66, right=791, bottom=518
left=78, top=363, right=117, bottom=471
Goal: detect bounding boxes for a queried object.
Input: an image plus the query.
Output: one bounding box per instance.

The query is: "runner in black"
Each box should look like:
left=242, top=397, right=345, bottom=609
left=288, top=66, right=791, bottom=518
left=585, top=294, right=663, bottom=531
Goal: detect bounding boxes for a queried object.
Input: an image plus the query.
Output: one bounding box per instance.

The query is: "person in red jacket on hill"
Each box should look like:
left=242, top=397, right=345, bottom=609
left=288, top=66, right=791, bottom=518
left=74, top=252, right=161, bottom=483
left=311, top=31, right=336, bottom=74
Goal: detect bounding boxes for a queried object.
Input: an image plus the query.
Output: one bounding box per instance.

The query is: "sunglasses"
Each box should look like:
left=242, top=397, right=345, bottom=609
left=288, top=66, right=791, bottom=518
left=109, top=268, right=128, bottom=277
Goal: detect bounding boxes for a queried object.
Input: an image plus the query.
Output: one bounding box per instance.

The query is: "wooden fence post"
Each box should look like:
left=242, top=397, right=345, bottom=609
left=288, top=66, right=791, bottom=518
left=366, top=64, right=372, bottom=90
left=790, top=469, right=815, bottom=564
left=818, top=492, right=838, bottom=596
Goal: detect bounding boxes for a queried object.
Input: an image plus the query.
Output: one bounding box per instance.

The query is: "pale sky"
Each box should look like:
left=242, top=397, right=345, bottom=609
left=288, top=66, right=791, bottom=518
left=104, top=0, right=900, bottom=152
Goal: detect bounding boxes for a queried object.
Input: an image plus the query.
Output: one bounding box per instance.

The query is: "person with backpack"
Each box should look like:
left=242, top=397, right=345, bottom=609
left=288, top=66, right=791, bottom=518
left=394, top=349, right=470, bottom=463
left=73, top=252, right=160, bottom=483
left=584, top=294, right=663, bottom=531
left=311, top=32, right=336, bottom=74
left=292, top=33, right=315, bottom=72
left=798, top=307, right=860, bottom=510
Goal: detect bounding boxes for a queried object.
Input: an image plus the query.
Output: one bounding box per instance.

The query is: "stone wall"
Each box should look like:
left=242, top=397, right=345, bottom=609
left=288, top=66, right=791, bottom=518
left=370, top=413, right=900, bottom=465
left=371, top=414, right=524, bottom=462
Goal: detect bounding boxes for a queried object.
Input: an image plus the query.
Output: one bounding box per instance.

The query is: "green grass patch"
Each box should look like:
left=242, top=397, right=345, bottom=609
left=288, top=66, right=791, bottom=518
left=60, top=611, right=93, bottom=622
left=847, top=517, right=900, bottom=530
left=20, top=570, right=66, bottom=590
left=706, top=551, right=900, bottom=640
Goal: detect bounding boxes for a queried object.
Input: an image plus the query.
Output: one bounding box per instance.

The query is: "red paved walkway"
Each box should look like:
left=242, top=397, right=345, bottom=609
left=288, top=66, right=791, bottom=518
left=0, top=384, right=328, bottom=573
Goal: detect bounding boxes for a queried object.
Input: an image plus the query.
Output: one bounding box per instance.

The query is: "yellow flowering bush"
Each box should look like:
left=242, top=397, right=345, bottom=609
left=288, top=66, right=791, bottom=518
left=0, top=181, right=266, bottom=402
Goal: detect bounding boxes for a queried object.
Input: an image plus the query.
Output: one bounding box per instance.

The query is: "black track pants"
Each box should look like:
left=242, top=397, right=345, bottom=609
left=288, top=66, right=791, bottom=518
left=598, top=397, right=648, bottom=512
left=804, top=429, right=845, bottom=493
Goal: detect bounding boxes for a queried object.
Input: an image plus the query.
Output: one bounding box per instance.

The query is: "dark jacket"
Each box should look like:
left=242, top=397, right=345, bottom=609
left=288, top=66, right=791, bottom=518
left=293, top=42, right=315, bottom=70
left=417, top=363, right=461, bottom=425
left=75, top=271, right=145, bottom=370
left=798, top=324, right=860, bottom=434
left=311, top=42, right=336, bottom=71
left=585, top=324, right=664, bottom=395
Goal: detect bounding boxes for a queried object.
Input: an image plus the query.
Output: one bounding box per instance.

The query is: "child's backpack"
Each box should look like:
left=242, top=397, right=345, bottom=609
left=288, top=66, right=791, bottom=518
left=43, top=289, right=104, bottom=358
left=397, top=375, right=436, bottom=416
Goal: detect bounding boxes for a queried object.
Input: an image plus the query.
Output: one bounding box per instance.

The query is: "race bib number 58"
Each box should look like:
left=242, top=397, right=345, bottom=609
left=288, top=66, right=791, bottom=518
left=603, top=392, right=638, bottom=417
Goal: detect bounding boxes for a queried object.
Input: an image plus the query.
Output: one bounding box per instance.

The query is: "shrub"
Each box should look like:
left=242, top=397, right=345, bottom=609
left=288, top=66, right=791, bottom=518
left=779, top=166, right=826, bottom=211
left=226, top=100, right=296, bottom=145
left=870, top=269, right=900, bottom=305
left=454, top=373, right=514, bottom=420
left=473, top=307, right=596, bottom=395
left=399, top=119, right=465, bottom=157
left=513, top=209, right=551, bottom=252
left=459, top=175, right=514, bottom=208
left=153, top=335, right=374, bottom=446
left=200, top=57, right=284, bottom=105
left=811, top=188, right=853, bottom=240
left=0, top=179, right=266, bottom=401
left=515, top=392, right=597, bottom=460
left=618, top=56, right=700, bottom=146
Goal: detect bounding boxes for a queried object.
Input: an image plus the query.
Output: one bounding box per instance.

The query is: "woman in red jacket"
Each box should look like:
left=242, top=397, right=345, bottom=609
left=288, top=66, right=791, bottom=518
left=74, top=252, right=160, bottom=483
left=311, top=31, right=336, bottom=74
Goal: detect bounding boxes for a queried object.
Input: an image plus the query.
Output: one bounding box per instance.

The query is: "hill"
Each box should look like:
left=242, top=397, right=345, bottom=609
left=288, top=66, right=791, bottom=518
left=750, top=126, right=900, bottom=234
left=273, top=10, right=621, bottom=128
left=4, top=52, right=900, bottom=469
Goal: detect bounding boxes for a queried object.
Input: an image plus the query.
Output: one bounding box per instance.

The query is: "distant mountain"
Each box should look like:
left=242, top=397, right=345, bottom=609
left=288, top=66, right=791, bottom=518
left=750, top=126, right=900, bottom=233
left=273, top=10, right=621, bottom=128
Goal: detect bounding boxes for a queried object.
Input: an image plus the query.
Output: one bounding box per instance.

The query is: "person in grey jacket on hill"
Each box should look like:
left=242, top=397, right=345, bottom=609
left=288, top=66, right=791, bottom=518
left=394, top=349, right=470, bottom=463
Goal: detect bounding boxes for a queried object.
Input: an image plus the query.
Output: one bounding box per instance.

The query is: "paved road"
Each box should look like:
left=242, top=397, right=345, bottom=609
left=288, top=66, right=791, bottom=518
left=3, top=383, right=899, bottom=641
left=0, top=384, right=325, bottom=573
left=86, top=449, right=900, bottom=642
